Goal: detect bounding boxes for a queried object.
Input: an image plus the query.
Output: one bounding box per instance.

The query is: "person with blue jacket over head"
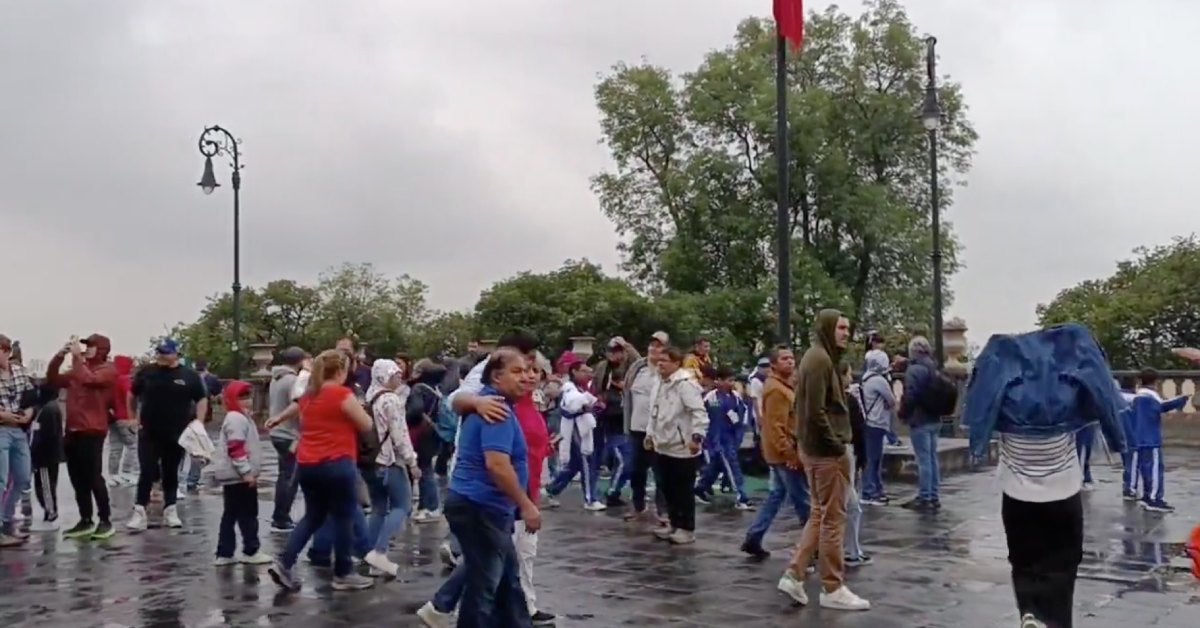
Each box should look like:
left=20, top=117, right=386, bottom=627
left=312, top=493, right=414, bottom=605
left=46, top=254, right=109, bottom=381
left=1130, top=368, right=1188, bottom=513
left=694, top=367, right=752, bottom=509
left=963, top=324, right=1125, bottom=628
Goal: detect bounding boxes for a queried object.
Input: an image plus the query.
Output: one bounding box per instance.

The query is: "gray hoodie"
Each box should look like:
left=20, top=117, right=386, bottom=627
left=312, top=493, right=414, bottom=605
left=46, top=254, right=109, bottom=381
left=268, top=365, right=299, bottom=441
left=858, top=350, right=896, bottom=430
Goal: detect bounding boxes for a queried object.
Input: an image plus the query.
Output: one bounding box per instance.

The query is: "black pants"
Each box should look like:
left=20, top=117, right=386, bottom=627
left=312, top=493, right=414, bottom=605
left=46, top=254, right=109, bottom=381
left=137, top=431, right=186, bottom=507
left=655, top=454, right=698, bottom=532
left=217, top=482, right=260, bottom=558
left=434, top=440, right=455, bottom=477
left=629, top=430, right=668, bottom=514
left=1002, top=492, right=1083, bottom=628
left=63, top=433, right=110, bottom=523
left=32, top=464, right=59, bottom=522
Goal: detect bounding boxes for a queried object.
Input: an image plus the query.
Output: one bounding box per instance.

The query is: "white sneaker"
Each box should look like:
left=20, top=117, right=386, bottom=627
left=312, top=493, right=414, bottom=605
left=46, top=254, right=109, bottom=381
left=1020, top=614, right=1047, bottom=628
left=668, top=529, right=695, bottom=545
left=584, top=500, right=608, bottom=511
left=776, top=571, right=808, bottom=605
left=1081, top=481, right=1095, bottom=492
left=30, top=519, right=60, bottom=532
left=163, top=505, right=183, bottom=529
left=364, top=550, right=399, bottom=576
left=240, top=552, right=274, bottom=565
left=176, top=489, right=187, bottom=501
left=213, top=556, right=238, bottom=566
left=126, top=505, right=148, bottom=532
left=107, top=476, right=122, bottom=488
left=416, top=601, right=455, bottom=628
left=414, top=510, right=443, bottom=524
left=819, top=585, right=871, bottom=610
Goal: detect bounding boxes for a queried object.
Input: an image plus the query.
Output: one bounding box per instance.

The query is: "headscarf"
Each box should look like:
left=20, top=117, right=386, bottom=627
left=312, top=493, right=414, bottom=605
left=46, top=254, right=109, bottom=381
left=367, top=358, right=402, bottom=400
left=223, top=380, right=253, bottom=415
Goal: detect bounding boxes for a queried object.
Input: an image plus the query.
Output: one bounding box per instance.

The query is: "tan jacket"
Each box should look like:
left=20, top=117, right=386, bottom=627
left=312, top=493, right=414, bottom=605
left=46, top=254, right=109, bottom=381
left=760, top=372, right=801, bottom=467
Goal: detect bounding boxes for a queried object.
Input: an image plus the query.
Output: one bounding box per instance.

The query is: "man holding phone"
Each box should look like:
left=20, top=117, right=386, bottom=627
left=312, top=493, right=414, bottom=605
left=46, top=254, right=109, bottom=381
left=44, top=333, right=120, bottom=540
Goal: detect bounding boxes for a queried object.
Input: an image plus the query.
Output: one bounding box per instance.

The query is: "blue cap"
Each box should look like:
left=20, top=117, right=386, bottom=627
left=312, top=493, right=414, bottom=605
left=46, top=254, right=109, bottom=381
left=156, top=339, right=180, bottom=355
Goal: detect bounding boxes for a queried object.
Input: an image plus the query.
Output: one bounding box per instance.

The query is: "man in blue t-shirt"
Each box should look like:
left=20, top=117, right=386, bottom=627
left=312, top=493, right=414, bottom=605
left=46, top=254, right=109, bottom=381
left=450, top=397, right=530, bottom=520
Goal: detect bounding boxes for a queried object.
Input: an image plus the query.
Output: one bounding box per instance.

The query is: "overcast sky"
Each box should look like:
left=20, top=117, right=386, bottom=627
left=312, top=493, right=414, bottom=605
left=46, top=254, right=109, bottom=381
left=3, top=0, right=1194, bottom=363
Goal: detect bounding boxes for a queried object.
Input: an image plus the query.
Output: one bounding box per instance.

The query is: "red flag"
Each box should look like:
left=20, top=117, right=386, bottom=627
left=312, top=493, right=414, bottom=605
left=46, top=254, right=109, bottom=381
left=773, top=0, right=804, bottom=49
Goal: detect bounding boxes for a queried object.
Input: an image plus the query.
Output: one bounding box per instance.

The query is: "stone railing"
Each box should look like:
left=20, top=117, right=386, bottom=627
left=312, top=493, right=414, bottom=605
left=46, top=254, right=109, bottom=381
left=880, top=369, right=1200, bottom=445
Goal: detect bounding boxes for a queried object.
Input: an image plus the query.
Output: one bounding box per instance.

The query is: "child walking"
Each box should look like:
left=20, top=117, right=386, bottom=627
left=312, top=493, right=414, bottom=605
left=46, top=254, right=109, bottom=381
left=29, top=384, right=63, bottom=532
left=212, top=381, right=271, bottom=565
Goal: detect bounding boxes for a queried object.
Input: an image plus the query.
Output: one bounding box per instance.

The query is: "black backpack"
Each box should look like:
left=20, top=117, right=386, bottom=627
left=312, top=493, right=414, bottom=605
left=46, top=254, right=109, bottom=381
left=357, top=391, right=391, bottom=472
left=919, top=367, right=959, bottom=417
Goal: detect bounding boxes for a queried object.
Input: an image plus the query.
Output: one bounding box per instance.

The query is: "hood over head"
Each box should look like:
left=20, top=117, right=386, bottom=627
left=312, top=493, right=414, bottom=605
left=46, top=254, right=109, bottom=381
left=223, top=380, right=253, bottom=415
left=864, top=349, right=890, bottom=375
left=83, top=333, right=112, bottom=363
left=908, top=336, right=933, bottom=361
left=812, top=309, right=845, bottom=359
left=411, top=358, right=447, bottom=387
left=366, top=359, right=402, bottom=400
left=113, top=355, right=134, bottom=376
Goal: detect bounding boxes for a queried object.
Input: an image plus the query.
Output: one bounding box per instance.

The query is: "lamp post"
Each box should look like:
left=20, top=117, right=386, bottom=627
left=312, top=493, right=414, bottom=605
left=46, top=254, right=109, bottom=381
left=920, top=37, right=945, bottom=368
left=196, top=125, right=244, bottom=377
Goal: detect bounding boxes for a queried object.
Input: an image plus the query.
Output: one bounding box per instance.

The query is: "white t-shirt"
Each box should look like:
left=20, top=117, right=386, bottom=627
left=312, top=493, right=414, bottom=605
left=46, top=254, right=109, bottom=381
left=997, top=432, right=1082, bottom=503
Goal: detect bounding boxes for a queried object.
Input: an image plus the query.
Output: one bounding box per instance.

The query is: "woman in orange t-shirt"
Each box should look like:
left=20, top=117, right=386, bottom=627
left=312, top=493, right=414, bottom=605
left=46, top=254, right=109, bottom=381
left=268, top=350, right=374, bottom=593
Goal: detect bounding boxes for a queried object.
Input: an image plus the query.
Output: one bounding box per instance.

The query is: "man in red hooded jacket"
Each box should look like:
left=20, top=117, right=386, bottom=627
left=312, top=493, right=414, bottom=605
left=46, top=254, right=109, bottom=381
left=45, top=333, right=119, bottom=540
left=106, top=356, right=139, bottom=487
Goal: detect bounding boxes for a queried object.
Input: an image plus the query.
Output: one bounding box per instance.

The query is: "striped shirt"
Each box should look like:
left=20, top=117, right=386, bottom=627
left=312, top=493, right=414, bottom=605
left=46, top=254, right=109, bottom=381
left=997, top=432, right=1082, bottom=503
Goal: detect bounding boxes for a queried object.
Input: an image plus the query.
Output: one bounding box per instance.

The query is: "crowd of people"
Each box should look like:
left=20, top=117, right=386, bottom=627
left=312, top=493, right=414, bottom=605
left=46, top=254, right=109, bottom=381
left=1, top=318, right=1195, bottom=628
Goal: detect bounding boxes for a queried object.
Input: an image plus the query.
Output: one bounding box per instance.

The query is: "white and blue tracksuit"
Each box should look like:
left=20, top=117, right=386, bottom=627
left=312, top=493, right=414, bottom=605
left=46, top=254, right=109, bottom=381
left=1075, top=424, right=1096, bottom=484
left=696, top=389, right=748, bottom=502
left=1130, top=387, right=1188, bottom=506
left=546, top=382, right=599, bottom=504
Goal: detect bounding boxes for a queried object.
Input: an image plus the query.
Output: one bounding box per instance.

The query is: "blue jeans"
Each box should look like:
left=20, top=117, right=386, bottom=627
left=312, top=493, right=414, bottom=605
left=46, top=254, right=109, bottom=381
left=311, top=498, right=370, bottom=563
left=743, top=464, right=809, bottom=547
left=862, top=426, right=888, bottom=500
left=910, top=422, right=941, bottom=502
left=270, top=437, right=298, bottom=526
left=598, top=432, right=631, bottom=497
left=547, top=428, right=595, bottom=503
left=0, top=426, right=32, bottom=529
left=433, top=561, right=469, bottom=613
left=365, top=466, right=412, bottom=554
left=442, top=491, right=531, bottom=627
left=417, top=460, right=439, bottom=512
left=697, top=433, right=747, bottom=501
left=280, top=458, right=359, bottom=577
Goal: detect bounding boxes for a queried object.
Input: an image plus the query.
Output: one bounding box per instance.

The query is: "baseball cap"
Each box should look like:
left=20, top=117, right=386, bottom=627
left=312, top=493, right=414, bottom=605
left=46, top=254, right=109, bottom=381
left=607, top=336, right=627, bottom=350
left=756, top=356, right=771, bottom=367
left=156, top=339, right=180, bottom=355
left=279, top=346, right=307, bottom=366
left=650, top=331, right=669, bottom=345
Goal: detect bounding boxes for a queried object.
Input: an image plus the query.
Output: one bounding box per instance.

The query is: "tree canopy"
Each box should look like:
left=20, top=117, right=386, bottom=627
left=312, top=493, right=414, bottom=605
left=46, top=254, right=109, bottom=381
left=591, top=0, right=976, bottom=342
left=1036, top=236, right=1200, bottom=369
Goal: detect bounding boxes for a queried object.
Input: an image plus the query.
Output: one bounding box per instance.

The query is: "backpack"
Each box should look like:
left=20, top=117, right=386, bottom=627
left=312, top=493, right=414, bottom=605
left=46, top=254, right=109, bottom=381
left=919, top=366, right=959, bottom=417
left=357, top=391, right=391, bottom=471
left=434, top=395, right=459, bottom=444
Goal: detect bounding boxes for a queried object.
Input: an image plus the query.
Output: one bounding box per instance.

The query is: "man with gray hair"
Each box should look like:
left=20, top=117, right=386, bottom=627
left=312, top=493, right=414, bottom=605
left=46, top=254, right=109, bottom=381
left=268, top=347, right=307, bottom=532
left=899, top=336, right=942, bottom=512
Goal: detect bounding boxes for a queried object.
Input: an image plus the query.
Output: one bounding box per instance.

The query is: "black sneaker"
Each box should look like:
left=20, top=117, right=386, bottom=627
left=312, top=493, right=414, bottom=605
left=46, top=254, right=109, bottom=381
left=62, top=520, right=95, bottom=539
left=605, top=493, right=625, bottom=508
left=740, top=540, right=771, bottom=560
left=693, top=491, right=712, bottom=505
left=531, top=610, right=557, bottom=626
left=91, top=521, right=116, bottom=540
left=270, top=521, right=295, bottom=533
left=844, top=553, right=873, bottom=567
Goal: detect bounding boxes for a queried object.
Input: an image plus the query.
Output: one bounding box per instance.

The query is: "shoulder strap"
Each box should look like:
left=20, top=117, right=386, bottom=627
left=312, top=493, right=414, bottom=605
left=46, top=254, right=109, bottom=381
left=367, top=391, right=392, bottom=445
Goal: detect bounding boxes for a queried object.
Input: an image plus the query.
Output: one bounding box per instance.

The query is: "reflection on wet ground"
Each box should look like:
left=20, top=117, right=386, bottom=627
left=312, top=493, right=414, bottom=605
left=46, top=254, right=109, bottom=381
left=1, top=445, right=1197, bottom=627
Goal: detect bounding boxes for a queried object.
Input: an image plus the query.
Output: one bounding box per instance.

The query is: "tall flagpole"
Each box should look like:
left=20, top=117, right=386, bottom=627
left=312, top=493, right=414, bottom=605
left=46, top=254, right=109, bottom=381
left=775, top=28, right=791, bottom=346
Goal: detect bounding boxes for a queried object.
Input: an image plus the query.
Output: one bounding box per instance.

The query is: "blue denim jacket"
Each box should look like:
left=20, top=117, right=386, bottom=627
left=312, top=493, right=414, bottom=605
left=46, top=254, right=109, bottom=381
left=963, top=324, right=1127, bottom=460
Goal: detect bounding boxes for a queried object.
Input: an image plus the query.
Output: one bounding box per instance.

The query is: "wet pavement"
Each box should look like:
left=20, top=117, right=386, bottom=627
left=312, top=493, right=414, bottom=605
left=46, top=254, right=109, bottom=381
left=2, top=445, right=1199, bottom=627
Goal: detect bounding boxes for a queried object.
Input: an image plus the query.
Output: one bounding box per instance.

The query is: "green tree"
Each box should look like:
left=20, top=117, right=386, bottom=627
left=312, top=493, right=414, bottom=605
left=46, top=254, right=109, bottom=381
left=1036, top=236, right=1200, bottom=368
left=591, top=0, right=976, bottom=341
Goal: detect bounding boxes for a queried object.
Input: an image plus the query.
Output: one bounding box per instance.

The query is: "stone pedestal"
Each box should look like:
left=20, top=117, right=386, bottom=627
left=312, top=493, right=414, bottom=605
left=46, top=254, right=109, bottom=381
left=942, top=318, right=969, bottom=378
left=569, top=336, right=596, bottom=359
left=248, top=343, right=276, bottom=378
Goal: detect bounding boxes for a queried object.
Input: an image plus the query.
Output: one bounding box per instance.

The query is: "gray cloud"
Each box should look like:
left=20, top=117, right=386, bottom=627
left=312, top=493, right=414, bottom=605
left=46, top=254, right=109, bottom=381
left=3, top=0, right=1195, bottom=362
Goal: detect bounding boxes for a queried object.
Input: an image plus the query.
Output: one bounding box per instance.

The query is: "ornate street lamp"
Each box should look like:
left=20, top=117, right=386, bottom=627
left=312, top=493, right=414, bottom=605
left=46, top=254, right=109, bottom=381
left=920, top=37, right=945, bottom=367
left=196, top=125, right=244, bottom=376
